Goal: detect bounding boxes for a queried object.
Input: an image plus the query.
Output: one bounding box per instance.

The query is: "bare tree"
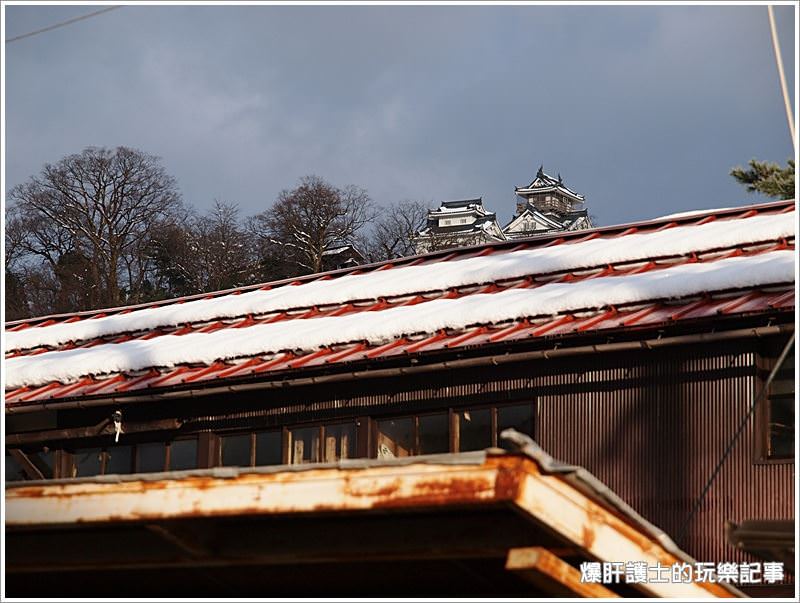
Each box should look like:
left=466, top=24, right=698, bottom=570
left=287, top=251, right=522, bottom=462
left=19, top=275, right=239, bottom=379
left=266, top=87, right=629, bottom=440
left=8, top=146, right=184, bottom=309
left=181, top=201, right=256, bottom=292
left=250, top=175, right=375, bottom=274
left=4, top=210, right=30, bottom=319
left=366, top=200, right=430, bottom=261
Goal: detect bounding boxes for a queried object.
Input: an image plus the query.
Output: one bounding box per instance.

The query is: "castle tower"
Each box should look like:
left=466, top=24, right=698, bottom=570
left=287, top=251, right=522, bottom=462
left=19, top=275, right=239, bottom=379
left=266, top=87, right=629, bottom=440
left=503, top=166, right=592, bottom=239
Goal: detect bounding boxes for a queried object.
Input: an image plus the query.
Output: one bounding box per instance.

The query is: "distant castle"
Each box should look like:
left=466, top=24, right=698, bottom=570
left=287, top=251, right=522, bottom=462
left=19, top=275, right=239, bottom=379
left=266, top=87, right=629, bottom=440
left=413, top=166, right=592, bottom=254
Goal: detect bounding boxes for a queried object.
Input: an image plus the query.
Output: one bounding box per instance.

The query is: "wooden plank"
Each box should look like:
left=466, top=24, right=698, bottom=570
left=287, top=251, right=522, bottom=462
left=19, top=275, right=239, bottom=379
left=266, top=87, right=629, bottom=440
left=506, top=546, right=619, bottom=598
left=6, top=418, right=182, bottom=446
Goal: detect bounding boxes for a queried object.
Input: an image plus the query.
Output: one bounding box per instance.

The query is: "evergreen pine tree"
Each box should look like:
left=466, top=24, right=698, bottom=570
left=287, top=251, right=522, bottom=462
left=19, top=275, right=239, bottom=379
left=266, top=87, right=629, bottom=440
left=731, top=158, right=795, bottom=199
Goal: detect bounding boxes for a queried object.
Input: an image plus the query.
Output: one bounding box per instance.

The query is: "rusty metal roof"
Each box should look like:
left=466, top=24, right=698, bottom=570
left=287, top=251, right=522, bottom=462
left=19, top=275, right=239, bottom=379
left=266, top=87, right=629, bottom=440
left=4, top=199, right=795, bottom=408
left=5, top=431, right=742, bottom=597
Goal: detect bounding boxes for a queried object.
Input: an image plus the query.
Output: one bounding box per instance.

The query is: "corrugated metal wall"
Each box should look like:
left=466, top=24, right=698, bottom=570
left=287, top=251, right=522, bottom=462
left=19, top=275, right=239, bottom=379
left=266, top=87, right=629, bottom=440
left=533, top=344, right=794, bottom=568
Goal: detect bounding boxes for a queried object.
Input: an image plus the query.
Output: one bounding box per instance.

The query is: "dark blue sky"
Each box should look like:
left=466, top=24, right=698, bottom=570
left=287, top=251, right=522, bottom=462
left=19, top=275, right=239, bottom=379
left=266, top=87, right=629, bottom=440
left=5, top=4, right=796, bottom=227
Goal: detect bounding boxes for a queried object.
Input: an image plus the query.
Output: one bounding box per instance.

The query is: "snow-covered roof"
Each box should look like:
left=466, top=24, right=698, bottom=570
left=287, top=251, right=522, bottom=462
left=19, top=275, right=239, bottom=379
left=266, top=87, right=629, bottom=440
left=515, top=167, right=585, bottom=200
left=504, top=207, right=566, bottom=232
left=431, top=198, right=491, bottom=216
left=5, top=200, right=795, bottom=405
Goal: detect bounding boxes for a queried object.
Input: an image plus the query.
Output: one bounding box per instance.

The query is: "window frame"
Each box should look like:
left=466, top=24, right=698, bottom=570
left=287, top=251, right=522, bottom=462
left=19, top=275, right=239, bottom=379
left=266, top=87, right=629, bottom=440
left=372, top=401, right=536, bottom=458
left=754, top=338, right=795, bottom=465
left=6, top=401, right=537, bottom=482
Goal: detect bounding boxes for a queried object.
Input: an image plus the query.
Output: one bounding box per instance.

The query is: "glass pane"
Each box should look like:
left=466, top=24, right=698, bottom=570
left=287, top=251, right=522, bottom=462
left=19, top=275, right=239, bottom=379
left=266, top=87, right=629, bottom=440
left=419, top=413, right=449, bottom=454
left=255, top=431, right=283, bottom=466
left=222, top=434, right=252, bottom=467
left=169, top=439, right=198, bottom=471
left=73, top=448, right=103, bottom=477
left=458, top=408, right=491, bottom=452
left=5, top=452, right=27, bottom=482
left=497, top=403, right=535, bottom=450
left=322, top=423, right=357, bottom=462
left=105, top=445, right=133, bottom=475
left=137, top=442, right=166, bottom=473
left=377, top=417, right=414, bottom=459
left=772, top=343, right=795, bottom=395
left=770, top=396, right=794, bottom=459
left=289, top=427, right=320, bottom=464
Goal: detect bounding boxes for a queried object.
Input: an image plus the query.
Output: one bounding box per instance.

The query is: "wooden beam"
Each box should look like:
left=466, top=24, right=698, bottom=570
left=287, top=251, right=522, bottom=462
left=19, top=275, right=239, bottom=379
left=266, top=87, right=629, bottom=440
left=6, top=417, right=182, bottom=446
left=506, top=546, right=619, bottom=598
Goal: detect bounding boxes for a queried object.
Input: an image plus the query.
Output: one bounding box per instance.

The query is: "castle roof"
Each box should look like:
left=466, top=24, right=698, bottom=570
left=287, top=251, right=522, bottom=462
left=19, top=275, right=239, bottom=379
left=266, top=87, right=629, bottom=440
left=515, top=166, right=585, bottom=201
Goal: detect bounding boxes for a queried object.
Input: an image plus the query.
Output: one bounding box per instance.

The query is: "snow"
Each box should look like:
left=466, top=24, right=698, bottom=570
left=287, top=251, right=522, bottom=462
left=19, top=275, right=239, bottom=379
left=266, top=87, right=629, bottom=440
left=4, top=249, right=794, bottom=389
left=322, top=245, right=352, bottom=256
left=656, top=207, right=740, bottom=220
left=4, top=210, right=795, bottom=353
left=435, top=204, right=488, bottom=216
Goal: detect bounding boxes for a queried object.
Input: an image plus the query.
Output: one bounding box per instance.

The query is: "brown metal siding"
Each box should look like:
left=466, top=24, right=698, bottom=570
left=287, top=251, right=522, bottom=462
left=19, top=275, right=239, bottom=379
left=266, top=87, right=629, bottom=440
left=535, top=345, right=795, bottom=569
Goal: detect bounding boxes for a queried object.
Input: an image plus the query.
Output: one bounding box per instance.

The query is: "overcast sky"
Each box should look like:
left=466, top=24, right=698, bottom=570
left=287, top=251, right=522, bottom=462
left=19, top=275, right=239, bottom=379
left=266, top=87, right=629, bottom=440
left=4, top=3, right=796, bottom=227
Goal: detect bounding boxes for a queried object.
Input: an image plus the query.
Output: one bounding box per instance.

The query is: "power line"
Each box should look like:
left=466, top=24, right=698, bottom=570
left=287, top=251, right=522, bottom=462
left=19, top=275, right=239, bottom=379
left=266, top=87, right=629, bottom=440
left=5, top=6, right=122, bottom=44
left=767, top=5, right=796, bottom=154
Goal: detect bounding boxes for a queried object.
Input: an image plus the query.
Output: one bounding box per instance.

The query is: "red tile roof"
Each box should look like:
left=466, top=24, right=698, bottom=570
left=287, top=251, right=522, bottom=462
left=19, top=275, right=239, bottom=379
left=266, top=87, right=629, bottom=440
left=4, top=200, right=795, bottom=407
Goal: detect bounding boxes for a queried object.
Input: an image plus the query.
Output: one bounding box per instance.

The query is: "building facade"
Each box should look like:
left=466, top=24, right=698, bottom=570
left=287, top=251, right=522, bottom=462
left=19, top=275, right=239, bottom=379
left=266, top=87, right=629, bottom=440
left=4, top=199, right=795, bottom=596
left=505, top=166, right=592, bottom=238
left=412, top=198, right=506, bottom=254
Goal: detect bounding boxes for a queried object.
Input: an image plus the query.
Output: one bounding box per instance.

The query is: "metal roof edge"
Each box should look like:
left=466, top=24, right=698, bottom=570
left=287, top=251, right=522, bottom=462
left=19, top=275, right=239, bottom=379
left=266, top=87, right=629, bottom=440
left=500, top=429, right=747, bottom=598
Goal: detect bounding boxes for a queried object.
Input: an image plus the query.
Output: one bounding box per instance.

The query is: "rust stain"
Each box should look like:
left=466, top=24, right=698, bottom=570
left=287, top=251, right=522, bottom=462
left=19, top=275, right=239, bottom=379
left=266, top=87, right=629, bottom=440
left=369, top=476, right=495, bottom=510
left=494, top=466, right=523, bottom=500
left=345, top=477, right=401, bottom=499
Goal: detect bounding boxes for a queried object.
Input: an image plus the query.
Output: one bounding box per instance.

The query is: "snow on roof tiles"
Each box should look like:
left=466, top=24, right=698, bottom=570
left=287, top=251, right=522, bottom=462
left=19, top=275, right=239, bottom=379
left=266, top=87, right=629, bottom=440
left=4, top=200, right=795, bottom=404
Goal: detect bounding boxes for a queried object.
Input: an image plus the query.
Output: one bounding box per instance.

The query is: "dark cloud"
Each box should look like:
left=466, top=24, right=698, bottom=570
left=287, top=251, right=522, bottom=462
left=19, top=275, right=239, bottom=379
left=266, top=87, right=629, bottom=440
left=5, top=5, right=795, bottom=226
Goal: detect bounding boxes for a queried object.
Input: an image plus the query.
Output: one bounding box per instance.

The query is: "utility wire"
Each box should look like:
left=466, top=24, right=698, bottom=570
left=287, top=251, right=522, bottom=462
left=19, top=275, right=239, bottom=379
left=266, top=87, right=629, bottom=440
left=767, top=5, right=796, bottom=154
left=6, top=6, right=121, bottom=44
left=677, top=332, right=795, bottom=547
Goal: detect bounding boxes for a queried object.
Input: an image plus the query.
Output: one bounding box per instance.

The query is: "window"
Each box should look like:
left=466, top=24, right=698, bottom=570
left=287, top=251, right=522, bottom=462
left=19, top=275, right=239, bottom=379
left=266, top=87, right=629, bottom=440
left=9, top=402, right=537, bottom=481
left=759, top=340, right=795, bottom=461
left=220, top=430, right=283, bottom=467
left=65, top=438, right=197, bottom=477
left=418, top=413, right=449, bottom=454
left=73, top=448, right=103, bottom=477
left=377, top=417, right=414, bottom=458
left=497, top=403, right=535, bottom=450
left=221, top=434, right=252, bottom=467
left=322, top=423, right=357, bottom=462
left=168, top=439, right=198, bottom=471
left=289, top=426, right=320, bottom=464
left=377, top=414, right=449, bottom=458
left=137, top=442, right=167, bottom=473
left=104, top=445, right=134, bottom=475
left=458, top=408, right=492, bottom=452
left=255, top=431, right=283, bottom=466
left=377, top=403, right=535, bottom=459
